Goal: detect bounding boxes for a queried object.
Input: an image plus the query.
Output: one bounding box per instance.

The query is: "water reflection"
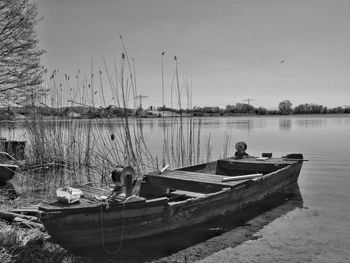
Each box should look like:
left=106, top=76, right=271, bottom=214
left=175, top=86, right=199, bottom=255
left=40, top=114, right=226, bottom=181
left=78, top=183, right=303, bottom=263
left=279, top=119, right=292, bottom=131
left=295, top=118, right=326, bottom=129
left=224, top=117, right=269, bottom=132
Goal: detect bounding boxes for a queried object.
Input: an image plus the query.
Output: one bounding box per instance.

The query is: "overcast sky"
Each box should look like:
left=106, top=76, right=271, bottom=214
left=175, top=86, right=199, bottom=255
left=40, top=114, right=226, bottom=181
left=36, top=0, right=350, bottom=108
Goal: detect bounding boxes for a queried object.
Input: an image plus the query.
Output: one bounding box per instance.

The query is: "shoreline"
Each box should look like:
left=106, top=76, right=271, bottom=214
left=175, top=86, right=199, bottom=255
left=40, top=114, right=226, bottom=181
left=0, top=113, right=349, bottom=124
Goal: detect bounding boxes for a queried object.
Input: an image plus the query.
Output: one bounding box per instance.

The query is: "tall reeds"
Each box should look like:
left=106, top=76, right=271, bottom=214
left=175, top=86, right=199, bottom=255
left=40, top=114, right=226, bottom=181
left=23, top=45, right=157, bottom=187
left=21, top=42, right=229, bottom=192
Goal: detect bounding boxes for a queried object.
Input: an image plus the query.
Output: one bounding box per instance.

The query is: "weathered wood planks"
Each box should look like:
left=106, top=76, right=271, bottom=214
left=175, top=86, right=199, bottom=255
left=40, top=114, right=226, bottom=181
left=146, top=170, right=249, bottom=193
left=216, top=157, right=297, bottom=176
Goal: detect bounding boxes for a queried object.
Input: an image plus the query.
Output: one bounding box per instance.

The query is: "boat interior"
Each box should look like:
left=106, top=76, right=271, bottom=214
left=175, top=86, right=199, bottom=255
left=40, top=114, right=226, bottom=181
left=138, top=156, right=295, bottom=203
left=39, top=156, right=299, bottom=210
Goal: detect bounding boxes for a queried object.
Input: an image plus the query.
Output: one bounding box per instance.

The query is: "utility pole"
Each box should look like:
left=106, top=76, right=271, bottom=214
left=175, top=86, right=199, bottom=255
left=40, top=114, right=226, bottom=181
left=134, top=95, right=148, bottom=108
left=161, top=51, right=165, bottom=108
left=243, top=98, right=255, bottom=107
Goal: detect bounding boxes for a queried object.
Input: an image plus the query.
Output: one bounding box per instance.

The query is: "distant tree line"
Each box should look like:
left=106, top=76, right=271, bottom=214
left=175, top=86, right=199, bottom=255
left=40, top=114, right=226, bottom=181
left=277, top=100, right=350, bottom=115
left=158, top=100, right=350, bottom=116
left=1, top=100, right=349, bottom=121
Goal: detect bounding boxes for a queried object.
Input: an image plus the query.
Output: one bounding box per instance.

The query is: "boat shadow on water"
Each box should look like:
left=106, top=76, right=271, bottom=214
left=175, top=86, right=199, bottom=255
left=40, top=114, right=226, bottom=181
left=77, top=183, right=303, bottom=263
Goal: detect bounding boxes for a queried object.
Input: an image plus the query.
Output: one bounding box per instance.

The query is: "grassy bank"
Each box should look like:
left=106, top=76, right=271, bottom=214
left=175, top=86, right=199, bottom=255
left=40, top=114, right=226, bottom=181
left=0, top=194, right=91, bottom=263
left=0, top=220, right=78, bottom=263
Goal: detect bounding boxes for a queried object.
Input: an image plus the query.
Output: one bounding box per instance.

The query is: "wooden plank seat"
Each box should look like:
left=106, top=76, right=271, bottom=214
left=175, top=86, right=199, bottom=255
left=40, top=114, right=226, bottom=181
left=171, top=190, right=206, bottom=198
left=146, top=170, right=250, bottom=193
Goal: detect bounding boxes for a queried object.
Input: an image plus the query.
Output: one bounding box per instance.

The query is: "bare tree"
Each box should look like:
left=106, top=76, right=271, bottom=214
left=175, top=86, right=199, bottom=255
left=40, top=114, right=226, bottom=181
left=278, top=100, right=293, bottom=115
left=0, top=0, right=45, bottom=105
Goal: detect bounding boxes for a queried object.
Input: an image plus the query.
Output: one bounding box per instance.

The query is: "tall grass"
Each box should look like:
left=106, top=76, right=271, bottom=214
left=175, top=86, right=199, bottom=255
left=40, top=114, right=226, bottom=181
left=21, top=43, right=228, bottom=193
left=22, top=51, right=159, bottom=191
left=0, top=221, right=87, bottom=263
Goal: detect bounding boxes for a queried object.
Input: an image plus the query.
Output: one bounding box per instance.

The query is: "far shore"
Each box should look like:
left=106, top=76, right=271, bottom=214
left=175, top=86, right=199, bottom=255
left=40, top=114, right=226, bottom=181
left=0, top=112, right=349, bottom=123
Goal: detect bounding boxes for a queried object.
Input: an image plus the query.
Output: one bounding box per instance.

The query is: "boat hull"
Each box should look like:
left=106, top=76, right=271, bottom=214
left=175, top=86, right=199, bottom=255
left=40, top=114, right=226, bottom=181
left=0, top=164, right=18, bottom=183
left=39, top=160, right=303, bottom=251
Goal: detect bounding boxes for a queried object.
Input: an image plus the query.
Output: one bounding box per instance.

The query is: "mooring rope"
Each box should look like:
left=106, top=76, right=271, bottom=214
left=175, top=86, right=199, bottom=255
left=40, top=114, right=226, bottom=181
left=100, top=196, right=136, bottom=255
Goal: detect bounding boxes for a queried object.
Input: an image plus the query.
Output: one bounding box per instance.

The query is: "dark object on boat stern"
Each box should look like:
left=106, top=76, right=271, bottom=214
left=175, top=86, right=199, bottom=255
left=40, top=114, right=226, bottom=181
left=262, top=153, right=272, bottom=158
left=234, top=141, right=249, bottom=159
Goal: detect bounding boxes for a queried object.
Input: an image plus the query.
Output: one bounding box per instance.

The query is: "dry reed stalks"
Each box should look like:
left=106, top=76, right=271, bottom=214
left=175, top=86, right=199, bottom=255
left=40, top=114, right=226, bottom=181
left=22, top=40, right=230, bottom=192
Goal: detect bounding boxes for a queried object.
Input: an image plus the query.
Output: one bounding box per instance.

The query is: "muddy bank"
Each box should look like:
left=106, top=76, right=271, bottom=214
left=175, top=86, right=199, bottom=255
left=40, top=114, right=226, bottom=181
left=150, top=193, right=302, bottom=263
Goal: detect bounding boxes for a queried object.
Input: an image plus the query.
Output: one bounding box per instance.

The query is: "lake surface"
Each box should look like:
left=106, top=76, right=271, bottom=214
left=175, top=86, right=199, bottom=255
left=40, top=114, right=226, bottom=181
left=1, top=114, right=350, bottom=262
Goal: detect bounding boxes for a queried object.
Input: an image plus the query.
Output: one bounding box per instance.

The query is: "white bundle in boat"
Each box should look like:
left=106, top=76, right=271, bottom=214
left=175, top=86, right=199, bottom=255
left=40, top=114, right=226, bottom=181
left=56, top=187, right=83, bottom=204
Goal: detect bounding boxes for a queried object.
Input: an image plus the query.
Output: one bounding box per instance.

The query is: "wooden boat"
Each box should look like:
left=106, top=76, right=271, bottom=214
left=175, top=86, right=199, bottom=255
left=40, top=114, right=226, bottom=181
left=0, top=152, right=19, bottom=184
left=39, top=154, right=305, bottom=252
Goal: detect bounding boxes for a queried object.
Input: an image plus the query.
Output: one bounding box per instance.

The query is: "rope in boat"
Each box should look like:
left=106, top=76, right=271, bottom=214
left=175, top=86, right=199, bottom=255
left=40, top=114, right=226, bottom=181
left=100, top=195, right=136, bottom=255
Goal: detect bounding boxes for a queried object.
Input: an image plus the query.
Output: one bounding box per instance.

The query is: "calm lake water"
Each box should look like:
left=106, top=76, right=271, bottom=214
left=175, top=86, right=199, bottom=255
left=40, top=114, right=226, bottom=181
left=1, top=114, right=350, bottom=262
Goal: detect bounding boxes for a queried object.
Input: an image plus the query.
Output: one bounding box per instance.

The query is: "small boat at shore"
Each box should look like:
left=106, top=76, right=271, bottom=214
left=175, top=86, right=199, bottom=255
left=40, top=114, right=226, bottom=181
left=0, top=152, right=19, bottom=184
left=39, top=153, right=305, bottom=252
